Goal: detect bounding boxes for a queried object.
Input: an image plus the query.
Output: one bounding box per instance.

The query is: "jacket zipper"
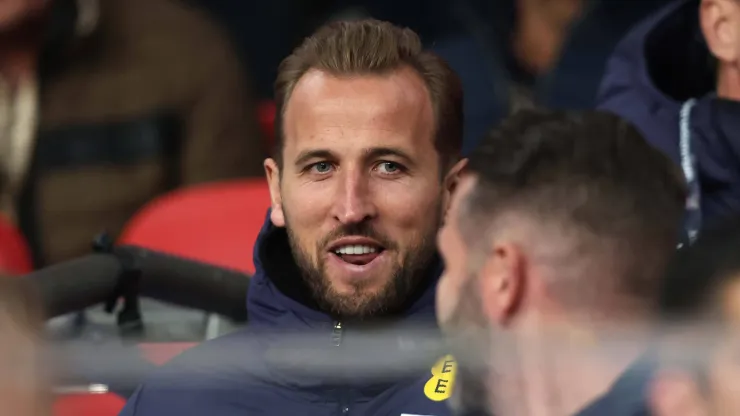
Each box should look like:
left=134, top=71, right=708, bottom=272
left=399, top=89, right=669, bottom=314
left=332, top=321, right=343, bottom=347
left=333, top=321, right=350, bottom=415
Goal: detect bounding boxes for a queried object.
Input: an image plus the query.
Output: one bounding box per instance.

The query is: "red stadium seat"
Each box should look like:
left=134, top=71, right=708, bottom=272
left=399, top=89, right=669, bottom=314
left=53, top=393, right=126, bottom=416
left=119, top=179, right=272, bottom=274
left=119, top=179, right=270, bottom=365
left=0, top=214, right=33, bottom=275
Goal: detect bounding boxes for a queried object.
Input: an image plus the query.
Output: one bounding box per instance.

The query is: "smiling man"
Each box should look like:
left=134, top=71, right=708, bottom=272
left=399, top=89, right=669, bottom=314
left=264, top=60, right=459, bottom=320
left=120, top=19, right=466, bottom=416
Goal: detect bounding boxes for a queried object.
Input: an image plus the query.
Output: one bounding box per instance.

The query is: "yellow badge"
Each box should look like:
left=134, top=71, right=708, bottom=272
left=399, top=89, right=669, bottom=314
left=424, top=354, right=456, bottom=401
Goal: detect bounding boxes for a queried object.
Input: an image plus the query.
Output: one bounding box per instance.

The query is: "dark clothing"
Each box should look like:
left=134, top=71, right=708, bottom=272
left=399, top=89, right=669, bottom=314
left=120, top=214, right=454, bottom=416
left=597, top=0, right=740, bottom=227
left=574, top=355, right=655, bottom=416
left=430, top=35, right=506, bottom=156
left=541, top=0, right=672, bottom=110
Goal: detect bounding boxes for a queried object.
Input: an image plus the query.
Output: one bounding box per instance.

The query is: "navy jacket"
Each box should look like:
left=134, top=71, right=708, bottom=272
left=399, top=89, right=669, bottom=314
left=119, top=215, right=455, bottom=416
left=597, top=0, right=740, bottom=226
left=574, top=355, right=655, bottom=416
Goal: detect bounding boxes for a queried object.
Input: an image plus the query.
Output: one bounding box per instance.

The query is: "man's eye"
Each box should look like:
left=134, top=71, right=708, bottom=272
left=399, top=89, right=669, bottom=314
left=377, top=161, right=401, bottom=174
left=311, top=162, right=333, bottom=174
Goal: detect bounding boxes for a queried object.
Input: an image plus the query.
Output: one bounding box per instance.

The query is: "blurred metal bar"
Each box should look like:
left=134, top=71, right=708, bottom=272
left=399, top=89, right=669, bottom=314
left=53, top=384, right=109, bottom=395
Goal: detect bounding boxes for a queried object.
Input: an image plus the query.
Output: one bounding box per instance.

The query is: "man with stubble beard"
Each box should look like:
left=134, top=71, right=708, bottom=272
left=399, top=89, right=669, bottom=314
left=436, top=110, right=686, bottom=416
left=120, top=19, right=466, bottom=416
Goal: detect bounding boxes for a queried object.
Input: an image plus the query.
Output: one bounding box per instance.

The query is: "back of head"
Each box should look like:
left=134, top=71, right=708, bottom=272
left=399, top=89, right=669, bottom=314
left=273, top=18, right=463, bottom=167
left=463, top=109, right=687, bottom=315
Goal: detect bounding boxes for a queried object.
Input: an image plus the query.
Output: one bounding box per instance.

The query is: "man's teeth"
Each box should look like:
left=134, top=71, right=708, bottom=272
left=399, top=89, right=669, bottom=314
left=334, top=245, right=378, bottom=255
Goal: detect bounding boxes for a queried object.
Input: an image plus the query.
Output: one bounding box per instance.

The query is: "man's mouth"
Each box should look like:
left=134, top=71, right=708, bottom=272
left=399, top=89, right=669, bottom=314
left=330, top=242, right=385, bottom=266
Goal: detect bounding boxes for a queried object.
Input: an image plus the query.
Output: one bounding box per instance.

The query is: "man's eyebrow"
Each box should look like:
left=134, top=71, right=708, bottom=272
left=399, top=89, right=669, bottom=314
left=292, top=147, right=416, bottom=167
left=364, top=147, right=415, bottom=165
left=294, top=149, right=336, bottom=167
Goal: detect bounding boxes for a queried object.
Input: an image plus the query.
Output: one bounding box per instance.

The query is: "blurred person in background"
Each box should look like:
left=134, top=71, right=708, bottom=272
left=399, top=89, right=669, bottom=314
left=598, top=0, right=740, bottom=240
left=432, top=0, right=671, bottom=154
left=498, top=0, right=672, bottom=110
left=120, top=19, right=466, bottom=416
left=425, top=0, right=590, bottom=154
left=650, top=215, right=740, bottom=416
left=192, top=0, right=669, bottom=154
left=436, top=110, right=686, bottom=416
left=0, top=278, right=48, bottom=416
left=0, top=0, right=264, bottom=267
left=502, top=0, right=587, bottom=109
left=537, top=0, right=672, bottom=110
left=194, top=0, right=461, bottom=100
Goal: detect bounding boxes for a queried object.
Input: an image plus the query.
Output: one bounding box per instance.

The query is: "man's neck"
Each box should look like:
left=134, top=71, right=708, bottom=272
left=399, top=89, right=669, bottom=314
left=486, top=322, right=649, bottom=416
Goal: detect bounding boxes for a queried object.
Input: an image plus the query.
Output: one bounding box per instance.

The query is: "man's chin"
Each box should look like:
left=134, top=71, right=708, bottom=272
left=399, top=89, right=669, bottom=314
left=328, top=279, right=388, bottom=306
left=322, top=277, right=394, bottom=318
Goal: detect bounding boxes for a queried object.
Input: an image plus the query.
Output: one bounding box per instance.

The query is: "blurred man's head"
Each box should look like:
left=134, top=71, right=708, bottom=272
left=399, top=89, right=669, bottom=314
left=0, top=278, right=47, bottom=416
left=700, top=0, right=740, bottom=99
left=651, top=216, right=740, bottom=416
left=511, top=0, right=585, bottom=75
left=437, top=109, right=686, bottom=340
left=0, top=0, right=47, bottom=83
left=0, top=0, right=44, bottom=31
left=264, top=19, right=466, bottom=320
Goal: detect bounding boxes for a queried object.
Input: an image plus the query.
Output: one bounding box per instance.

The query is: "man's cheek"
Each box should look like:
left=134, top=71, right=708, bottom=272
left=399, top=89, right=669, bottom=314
left=436, top=278, right=457, bottom=322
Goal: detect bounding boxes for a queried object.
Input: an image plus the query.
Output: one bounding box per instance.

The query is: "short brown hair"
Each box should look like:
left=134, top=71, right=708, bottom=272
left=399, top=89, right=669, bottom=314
left=462, top=110, right=687, bottom=311
left=273, top=19, right=463, bottom=168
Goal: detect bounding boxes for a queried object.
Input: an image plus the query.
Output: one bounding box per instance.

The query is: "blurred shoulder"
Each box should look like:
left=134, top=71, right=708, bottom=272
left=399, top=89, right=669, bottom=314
left=155, top=328, right=267, bottom=378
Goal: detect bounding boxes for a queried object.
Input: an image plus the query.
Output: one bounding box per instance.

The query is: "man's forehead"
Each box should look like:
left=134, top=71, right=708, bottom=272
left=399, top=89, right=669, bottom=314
left=282, top=69, right=435, bottom=157
left=287, top=68, right=430, bottom=110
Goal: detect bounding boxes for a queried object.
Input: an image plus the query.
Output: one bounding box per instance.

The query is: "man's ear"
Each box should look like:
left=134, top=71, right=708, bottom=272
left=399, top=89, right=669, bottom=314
left=701, top=0, right=740, bottom=63
left=479, top=241, right=524, bottom=327
left=442, top=158, right=468, bottom=214
left=648, top=371, right=709, bottom=416
left=264, top=158, right=285, bottom=227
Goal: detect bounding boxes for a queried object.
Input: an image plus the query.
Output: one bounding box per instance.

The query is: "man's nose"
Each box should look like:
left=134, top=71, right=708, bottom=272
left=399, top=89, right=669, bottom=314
left=332, top=170, right=377, bottom=224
